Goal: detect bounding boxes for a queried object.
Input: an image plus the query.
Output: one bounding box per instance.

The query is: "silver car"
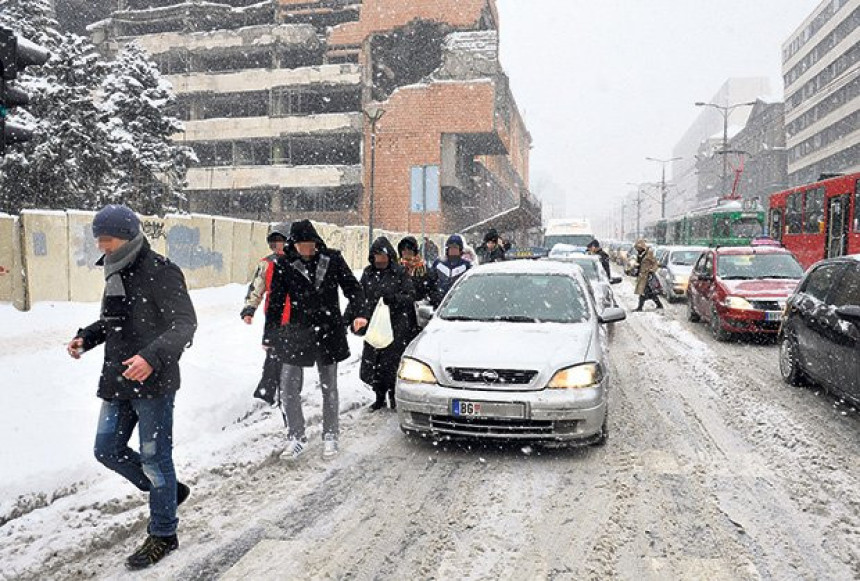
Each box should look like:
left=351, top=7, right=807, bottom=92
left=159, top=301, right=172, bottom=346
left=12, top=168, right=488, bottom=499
left=545, top=254, right=622, bottom=314
left=655, top=246, right=707, bottom=301
left=395, top=260, right=626, bottom=445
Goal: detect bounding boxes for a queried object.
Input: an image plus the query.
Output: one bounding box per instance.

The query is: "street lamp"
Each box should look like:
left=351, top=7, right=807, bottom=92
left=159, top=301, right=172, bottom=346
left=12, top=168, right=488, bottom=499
left=694, top=100, right=756, bottom=199
left=364, top=103, right=386, bottom=249
left=646, top=156, right=682, bottom=219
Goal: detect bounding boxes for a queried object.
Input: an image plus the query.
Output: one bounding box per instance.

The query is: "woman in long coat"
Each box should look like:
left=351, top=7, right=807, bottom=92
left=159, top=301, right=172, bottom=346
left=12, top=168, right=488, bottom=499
left=633, top=239, right=663, bottom=311
left=356, top=237, right=417, bottom=410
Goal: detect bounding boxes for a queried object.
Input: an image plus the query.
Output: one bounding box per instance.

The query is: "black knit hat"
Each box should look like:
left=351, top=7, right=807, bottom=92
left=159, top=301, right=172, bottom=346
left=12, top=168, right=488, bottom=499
left=483, top=228, right=500, bottom=243
left=587, top=239, right=600, bottom=250
left=92, top=205, right=140, bottom=240
left=397, top=236, right=420, bottom=256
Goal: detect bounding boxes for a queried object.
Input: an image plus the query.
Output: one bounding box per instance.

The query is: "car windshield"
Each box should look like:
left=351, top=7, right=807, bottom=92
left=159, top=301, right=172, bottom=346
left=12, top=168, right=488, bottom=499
left=716, top=253, right=804, bottom=280
left=439, top=273, right=590, bottom=323
left=670, top=251, right=702, bottom=266
left=563, top=258, right=600, bottom=282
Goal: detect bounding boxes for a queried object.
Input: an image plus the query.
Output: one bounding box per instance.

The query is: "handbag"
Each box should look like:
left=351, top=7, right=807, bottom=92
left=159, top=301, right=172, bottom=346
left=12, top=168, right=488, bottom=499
left=365, top=297, right=394, bottom=349
left=647, top=273, right=662, bottom=294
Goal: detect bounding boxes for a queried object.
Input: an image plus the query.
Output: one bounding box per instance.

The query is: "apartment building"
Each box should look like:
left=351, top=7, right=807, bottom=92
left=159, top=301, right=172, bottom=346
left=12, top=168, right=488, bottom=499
left=783, top=0, right=860, bottom=186
left=90, top=0, right=540, bottom=240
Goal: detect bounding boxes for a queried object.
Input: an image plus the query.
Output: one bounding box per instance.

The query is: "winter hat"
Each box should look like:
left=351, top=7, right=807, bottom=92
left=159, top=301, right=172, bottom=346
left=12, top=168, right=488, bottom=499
left=445, top=234, right=464, bottom=251
left=397, top=236, right=420, bottom=256
left=634, top=239, right=648, bottom=251
left=289, top=219, right=325, bottom=245
left=267, top=222, right=290, bottom=243
left=368, top=236, right=397, bottom=264
left=92, top=205, right=140, bottom=240
left=587, top=239, right=600, bottom=250
left=483, top=229, right=500, bottom=243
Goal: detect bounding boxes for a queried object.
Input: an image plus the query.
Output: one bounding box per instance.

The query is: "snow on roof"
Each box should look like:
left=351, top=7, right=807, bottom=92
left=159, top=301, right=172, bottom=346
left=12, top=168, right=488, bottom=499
left=471, top=258, right=587, bottom=278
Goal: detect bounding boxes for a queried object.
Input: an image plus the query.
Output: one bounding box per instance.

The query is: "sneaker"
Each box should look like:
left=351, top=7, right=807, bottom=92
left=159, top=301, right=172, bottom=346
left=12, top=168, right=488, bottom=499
left=322, top=434, right=338, bottom=459
left=280, top=437, right=307, bottom=461
left=125, top=534, right=178, bottom=570
left=177, top=482, right=190, bottom=507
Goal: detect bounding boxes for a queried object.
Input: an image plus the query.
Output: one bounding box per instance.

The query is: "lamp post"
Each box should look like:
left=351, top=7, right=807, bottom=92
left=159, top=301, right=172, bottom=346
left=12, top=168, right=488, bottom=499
left=364, top=103, right=386, bottom=249
left=694, top=100, right=756, bottom=199
left=645, top=156, right=682, bottom=219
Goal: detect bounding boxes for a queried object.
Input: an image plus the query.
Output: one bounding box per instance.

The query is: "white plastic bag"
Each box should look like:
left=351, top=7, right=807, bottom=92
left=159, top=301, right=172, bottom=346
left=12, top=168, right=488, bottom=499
left=364, top=297, right=394, bottom=349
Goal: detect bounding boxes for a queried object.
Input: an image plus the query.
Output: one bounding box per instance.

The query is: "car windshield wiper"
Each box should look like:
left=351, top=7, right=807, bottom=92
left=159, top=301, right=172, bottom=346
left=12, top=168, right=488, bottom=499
left=720, top=275, right=754, bottom=280
left=441, top=315, right=482, bottom=321
left=492, top=315, right=540, bottom=323
left=760, top=275, right=800, bottom=279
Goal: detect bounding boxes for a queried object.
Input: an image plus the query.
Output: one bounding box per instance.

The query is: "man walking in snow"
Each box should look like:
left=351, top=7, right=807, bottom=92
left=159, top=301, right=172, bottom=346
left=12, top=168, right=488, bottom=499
left=66, top=205, right=197, bottom=570
left=264, top=220, right=365, bottom=460
left=241, top=223, right=289, bottom=405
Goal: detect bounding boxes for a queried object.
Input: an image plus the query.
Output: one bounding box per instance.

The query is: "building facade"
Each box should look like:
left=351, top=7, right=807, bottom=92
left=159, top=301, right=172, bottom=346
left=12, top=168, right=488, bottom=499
left=90, top=0, right=540, bottom=241
left=783, top=0, right=859, bottom=186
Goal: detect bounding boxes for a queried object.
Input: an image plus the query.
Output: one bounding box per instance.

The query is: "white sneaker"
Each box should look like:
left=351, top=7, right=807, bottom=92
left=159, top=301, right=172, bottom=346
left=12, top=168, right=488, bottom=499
left=322, top=434, right=338, bottom=459
left=281, top=437, right=307, bottom=461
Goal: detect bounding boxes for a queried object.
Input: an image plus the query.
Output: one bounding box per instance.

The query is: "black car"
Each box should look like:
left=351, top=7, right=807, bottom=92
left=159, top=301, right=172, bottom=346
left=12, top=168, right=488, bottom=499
left=779, top=256, right=860, bottom=406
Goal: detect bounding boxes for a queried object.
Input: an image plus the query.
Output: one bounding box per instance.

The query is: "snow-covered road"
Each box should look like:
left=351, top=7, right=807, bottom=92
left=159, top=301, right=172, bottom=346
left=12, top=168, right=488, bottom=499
left=1, top=276, right=858, bottom=580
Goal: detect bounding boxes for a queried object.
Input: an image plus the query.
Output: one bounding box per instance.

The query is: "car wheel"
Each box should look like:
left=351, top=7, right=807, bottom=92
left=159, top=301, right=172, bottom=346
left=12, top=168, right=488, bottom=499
left=710, top=306, right=731, bottom=342
left=687, top=296, right=700, bottom=322
left=779, top=333, right=807, bottom=386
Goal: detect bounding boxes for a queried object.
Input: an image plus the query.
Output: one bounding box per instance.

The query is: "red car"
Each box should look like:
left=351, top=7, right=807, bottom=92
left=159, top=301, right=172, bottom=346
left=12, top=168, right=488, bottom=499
left=686, top=246, right=805, bottom=341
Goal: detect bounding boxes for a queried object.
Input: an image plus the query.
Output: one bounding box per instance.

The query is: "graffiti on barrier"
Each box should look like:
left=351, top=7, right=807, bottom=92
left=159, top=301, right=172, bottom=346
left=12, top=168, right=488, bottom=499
left=73, top=224, right=102, bottom=269
left=142, top=220, right=166, bottom=241
left=0, top=265, right=9, bottom=276
left=167, top=225, right=223, bottom=271
left=32, top=232, right=48, bottom=257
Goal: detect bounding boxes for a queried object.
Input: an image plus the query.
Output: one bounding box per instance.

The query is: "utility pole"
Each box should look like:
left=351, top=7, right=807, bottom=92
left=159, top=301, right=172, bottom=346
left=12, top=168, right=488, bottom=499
left=695, top=101, right=756, bottom=198
left=646, top=156, right=682, bottom=218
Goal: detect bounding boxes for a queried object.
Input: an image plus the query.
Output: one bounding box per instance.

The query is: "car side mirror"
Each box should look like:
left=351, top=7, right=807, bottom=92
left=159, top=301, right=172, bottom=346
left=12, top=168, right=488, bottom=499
left=599, top=307, right=626, bottom=324
left=610, top=277, right=622, bottom=284
left=835, top=305, right=860, bottom=324
left=417, top=304, right=435, bottom=326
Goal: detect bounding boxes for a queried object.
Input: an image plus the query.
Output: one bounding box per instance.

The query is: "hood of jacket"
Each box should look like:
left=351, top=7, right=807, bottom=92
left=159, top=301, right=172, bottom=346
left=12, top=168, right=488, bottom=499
left=289, top=219, right=326, bottom=247
left=368, top=236, right=398, bottom=266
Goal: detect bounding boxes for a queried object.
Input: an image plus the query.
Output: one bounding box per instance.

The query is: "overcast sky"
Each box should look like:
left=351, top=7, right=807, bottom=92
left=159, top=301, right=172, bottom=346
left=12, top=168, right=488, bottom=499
left=495, top=0, right=820, bottom=227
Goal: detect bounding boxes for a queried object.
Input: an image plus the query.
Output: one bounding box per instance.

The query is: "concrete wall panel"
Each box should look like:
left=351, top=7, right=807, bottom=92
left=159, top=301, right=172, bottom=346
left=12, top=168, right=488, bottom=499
left=67, top=211, right=103, bottom=303
left=0, top=214, right=17, bottom=302
left=230, top=220, right=255, bottom=284
left=164, top=214, right=223, bottom=289
left=22, top=211, right=70, bottom=303
left=212, top=217, right=235, bottom=286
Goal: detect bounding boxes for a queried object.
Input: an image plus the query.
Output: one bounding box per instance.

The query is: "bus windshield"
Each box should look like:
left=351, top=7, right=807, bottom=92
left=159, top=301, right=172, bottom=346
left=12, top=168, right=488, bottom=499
left=732, top=218, right=764, bottom=239
left=544, top=234, right=594, bottom=248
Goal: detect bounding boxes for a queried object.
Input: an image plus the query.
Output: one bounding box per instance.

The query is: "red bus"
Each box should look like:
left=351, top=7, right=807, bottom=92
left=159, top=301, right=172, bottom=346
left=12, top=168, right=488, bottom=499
left=768, top=172, right=860, bottom=270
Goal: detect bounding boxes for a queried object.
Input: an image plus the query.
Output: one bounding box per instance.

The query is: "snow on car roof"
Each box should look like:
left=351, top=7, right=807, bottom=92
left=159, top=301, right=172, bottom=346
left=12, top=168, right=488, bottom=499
left=713, top=246, right=791, bottom=255
left=474, top=258, right=587, bottom=277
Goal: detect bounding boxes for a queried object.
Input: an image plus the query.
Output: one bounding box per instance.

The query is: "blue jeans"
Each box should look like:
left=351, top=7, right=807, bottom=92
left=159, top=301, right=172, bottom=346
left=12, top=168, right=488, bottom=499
left=94, top=394, right=178, bottom=537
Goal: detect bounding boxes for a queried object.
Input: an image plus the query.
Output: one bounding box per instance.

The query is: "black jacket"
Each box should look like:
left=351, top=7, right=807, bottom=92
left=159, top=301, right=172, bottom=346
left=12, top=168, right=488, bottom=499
left=594, top=248, right=611, bottom=278
left=265, top=232, right=363, bottom=367
left=78, top=240, right=197, bottom=400
left=476, top=243, right=507, bottom=264
left=356, top=238, right=417, bottom=390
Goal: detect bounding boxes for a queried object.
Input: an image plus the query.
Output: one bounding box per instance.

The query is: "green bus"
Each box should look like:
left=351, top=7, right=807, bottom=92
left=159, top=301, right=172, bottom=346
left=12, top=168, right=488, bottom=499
left=662, top=200, right=765, bottom=247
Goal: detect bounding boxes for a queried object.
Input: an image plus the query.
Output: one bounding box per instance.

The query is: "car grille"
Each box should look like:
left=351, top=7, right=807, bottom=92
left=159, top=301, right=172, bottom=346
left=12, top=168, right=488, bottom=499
left=430, top=415, right=555, bottom=435
left=446, top=367, right=538, bottom=385
left=750, top=300, right=783, bottom=311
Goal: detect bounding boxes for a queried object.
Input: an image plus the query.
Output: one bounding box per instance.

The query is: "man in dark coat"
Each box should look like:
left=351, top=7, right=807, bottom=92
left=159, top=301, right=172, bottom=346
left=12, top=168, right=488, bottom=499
left=66, top=205, right=197, bottom=570
left=476, top=228, right=508, bottom=264
left=357, top=237, right=417, bottom=410
left=397, top=236, right=442, bottom=307
left=265, top=220, right=365, bottom=460
left=587, top=239, right=612, bottom=279
left=432, top=234, right=472, bottom=298
left=241, top=223, right=289, bottom=406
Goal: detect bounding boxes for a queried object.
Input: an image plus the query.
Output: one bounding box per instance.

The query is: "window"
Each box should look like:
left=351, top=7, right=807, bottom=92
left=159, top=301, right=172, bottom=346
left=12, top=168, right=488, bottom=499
left=804, top=187, right=824, bottom=234
left=714, top=215, right=731, bottom=238
left=786, top=192, right=803, bottom=234
left=802, top=263, right=845, bottom=302
left=410, top=165, right=440, bottom=212
left=828, top=265, right=860, bottom=307
left=855, top=180, right=860, bottom=233
left=769, top=208, right=784, bottom=241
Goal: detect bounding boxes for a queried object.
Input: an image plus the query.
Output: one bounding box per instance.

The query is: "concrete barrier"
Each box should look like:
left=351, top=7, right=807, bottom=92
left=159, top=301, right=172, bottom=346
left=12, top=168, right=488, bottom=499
left=0, top=209, right=442, bottom=310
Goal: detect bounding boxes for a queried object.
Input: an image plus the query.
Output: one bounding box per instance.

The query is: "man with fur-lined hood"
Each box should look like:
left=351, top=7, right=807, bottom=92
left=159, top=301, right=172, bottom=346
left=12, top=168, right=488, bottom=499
left=633, top=239, right=663, bottom=311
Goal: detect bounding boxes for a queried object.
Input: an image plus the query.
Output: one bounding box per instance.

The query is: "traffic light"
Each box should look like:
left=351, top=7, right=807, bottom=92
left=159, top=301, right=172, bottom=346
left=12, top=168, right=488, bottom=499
left=0, top=27, right=50, bottom=155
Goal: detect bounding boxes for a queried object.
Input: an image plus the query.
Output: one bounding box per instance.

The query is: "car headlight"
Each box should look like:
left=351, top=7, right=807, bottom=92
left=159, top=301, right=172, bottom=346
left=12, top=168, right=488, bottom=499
left=723, top=296, right=754, bottom=310
left=397, top=357, right=437, bottom=384
left=547, top=363, right=603, bottom=389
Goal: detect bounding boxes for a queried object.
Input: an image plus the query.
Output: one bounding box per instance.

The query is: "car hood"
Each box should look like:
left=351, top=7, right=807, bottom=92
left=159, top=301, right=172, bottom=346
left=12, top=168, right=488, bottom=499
left=408, top=320, right=595, bottom=389
left=720, top=278, right=800, bottom=298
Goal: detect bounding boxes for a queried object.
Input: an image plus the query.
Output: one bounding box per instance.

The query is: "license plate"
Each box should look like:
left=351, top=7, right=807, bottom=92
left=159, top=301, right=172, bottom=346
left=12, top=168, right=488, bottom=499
left=452, top=399, right=525, bottom=419
left=765, top=311, right=782, bottom=322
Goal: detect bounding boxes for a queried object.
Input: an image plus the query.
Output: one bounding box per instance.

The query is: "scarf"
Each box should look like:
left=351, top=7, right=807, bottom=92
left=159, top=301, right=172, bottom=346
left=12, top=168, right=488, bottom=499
left=400, top=256, right=426, bottom=277
left=101, top=233, right=145, bottom=322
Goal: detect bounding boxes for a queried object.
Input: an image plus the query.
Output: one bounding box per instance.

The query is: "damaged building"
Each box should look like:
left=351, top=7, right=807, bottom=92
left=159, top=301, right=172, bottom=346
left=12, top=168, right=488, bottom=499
left=90, top=0, right=540, bottom=241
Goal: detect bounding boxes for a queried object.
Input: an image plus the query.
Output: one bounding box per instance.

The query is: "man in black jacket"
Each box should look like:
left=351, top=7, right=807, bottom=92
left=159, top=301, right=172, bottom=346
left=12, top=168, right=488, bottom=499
left=476, top=228, right=508, bottom=264
left=587, top=239, right=612, bottom=279
left=265, top=220, right=365, bottom=460
left=67, top=205, right=197, bottom=570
